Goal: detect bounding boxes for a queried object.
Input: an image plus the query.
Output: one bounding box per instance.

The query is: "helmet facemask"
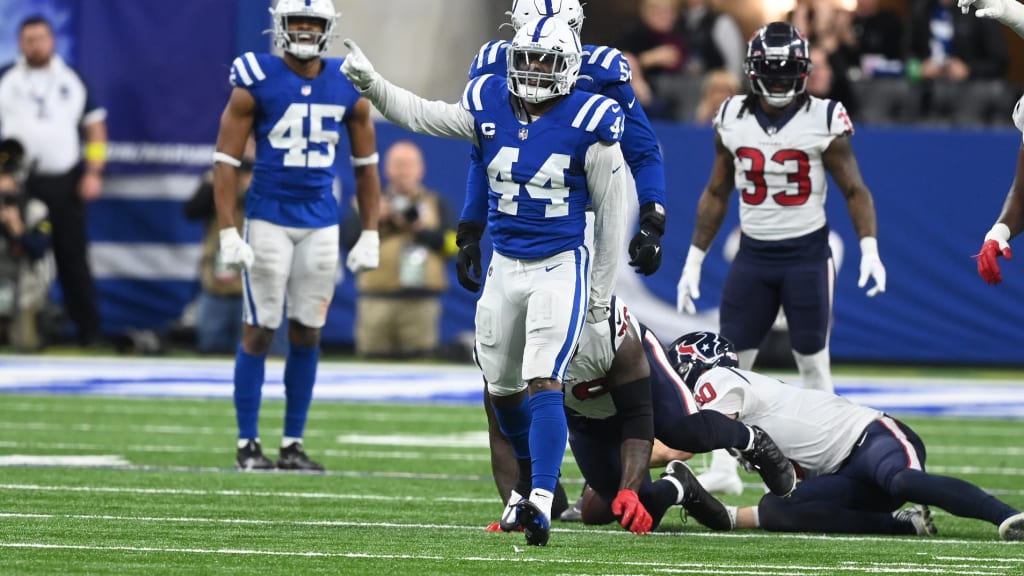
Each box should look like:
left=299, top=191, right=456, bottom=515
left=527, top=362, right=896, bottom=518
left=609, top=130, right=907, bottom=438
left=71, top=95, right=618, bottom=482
left=747, top=55, right=810, bottom=108
left=507, top=18, right=582, bottom=104
left=269, top=0, right=338, bottom=61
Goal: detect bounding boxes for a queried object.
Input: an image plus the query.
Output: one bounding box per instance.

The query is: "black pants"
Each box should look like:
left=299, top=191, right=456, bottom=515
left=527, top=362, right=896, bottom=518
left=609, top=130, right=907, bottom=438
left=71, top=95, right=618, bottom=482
left=26, top=169, right=99, bottom=342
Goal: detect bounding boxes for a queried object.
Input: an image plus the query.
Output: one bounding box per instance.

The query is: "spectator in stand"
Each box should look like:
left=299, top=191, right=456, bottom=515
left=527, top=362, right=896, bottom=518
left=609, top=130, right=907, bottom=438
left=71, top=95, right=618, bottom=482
left=621, top=0, right=689, bottom=120
left=850, top=0, right=907, bottom=79
left=693, top=69, right=741, bottom=125
left=788, top=0, right=859, bottom=119
left=343, top=140, right=455, bottom=359
left=909, top=0, right=1010, bottom=126
left=680, top=0, right=746, bottom=82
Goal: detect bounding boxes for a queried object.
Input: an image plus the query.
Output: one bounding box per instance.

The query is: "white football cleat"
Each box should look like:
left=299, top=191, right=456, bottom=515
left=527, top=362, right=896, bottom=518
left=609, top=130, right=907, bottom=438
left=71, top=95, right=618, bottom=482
left=999, top=511, right=1024, bottom=541
left=696, top=469, right=744, bottom=496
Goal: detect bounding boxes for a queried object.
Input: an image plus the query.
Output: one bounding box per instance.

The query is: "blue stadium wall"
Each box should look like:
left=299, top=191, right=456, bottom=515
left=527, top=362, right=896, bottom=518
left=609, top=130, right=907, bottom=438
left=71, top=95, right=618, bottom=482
left=6, top=0, right=1023, bottom=364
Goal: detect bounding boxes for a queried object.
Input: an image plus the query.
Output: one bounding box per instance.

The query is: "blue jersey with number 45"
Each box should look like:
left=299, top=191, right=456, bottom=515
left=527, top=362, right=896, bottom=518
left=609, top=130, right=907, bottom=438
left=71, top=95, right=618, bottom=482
left=229, top=52, right=362, bottom=228
left=468, top=42, right=664, bottom=208
left=461, top=74, right=623, bottom=260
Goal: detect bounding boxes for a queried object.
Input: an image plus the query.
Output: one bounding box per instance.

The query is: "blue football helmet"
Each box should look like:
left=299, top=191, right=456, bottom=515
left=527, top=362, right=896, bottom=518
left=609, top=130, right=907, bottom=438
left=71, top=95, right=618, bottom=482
left=745, top=21, right=812, bottom=108
left=668, top=331, right=739, bottom=389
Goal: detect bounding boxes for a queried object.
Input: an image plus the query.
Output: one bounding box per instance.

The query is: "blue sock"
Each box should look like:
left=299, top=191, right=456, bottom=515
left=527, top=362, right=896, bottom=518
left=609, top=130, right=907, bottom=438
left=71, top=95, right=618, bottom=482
left=234, top=345, right=266, bottom=440
left=283, top=344, right=319, bottom=439
left=529, top=390, right=567, bottom=494
left=491, top=396, right=531, bottom=459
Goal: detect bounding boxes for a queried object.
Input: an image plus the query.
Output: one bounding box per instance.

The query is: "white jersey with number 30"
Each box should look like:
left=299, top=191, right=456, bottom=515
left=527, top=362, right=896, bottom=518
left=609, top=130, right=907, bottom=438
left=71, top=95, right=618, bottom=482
left=693, top=366, right=881, bottom=479
left=715, top=95, right=853, bottom=242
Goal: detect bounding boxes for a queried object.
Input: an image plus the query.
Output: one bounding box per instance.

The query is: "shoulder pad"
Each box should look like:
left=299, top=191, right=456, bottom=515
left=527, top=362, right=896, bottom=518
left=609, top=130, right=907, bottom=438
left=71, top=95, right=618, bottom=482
left=469, top=40, right=510, bottom=80
left=580, top=45, right=631, bottom=89
left=229, top=52, right=269, bottom=88
left=572, top=93, right=624, bottom=143
left=826, top=99, right=855, bottom=137
left=460, top=74, right=500, bottom=112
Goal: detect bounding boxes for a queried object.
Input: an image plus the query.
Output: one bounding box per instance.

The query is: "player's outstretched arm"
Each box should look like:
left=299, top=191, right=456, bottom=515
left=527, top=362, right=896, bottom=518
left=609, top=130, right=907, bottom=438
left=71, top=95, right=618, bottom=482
left=976, top=145, right=1024, bottom=284
left=824, top=135, right=886, bottom=296
left=587, top=142, right=629, bottom=322
left=345, top=98, right=382, bottom=273
left=960, top=0, right=1024, bottom=39
left=212, top=87, right=256, bottom=270
left=341, top=39, right=476, bottom=142
left=678, top=134, right=734, bottom=314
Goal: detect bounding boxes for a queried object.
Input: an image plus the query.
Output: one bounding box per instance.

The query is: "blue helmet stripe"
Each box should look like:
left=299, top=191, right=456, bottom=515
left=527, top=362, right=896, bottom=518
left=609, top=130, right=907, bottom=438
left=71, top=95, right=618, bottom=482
left=545, top=0, right=554, bottom=15
left=532, top=16, right=550, bottom=41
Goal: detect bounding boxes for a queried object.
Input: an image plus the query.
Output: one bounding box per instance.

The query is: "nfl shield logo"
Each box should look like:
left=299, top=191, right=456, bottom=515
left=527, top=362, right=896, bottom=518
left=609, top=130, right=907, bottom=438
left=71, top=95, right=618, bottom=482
left=518, top=128, right=529, bottom=140
left=301, top=85, right=312, bottom=96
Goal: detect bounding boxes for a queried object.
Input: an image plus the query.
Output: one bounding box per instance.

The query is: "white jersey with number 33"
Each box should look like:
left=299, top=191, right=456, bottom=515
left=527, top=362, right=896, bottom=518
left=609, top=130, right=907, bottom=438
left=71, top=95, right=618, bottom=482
left=693, top=366, right=881, bottom=479
left=715, top=95, right=853, bottom=242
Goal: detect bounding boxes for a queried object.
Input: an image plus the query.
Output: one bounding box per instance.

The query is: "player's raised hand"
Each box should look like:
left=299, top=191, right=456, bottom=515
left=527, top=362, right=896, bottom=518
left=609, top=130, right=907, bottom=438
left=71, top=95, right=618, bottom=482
left=219, top=227, right=254, bottom=271
left=975, top=223, right=1013, bottom=285
left=857, top=237, right=887, bottom=297
left=629, top=202, right=667, bottom=276
left=346, top=230, right=380, bottom=273
left=676, top=245, right=705, bottom=314
left=611, top=489, right=652, bottom=535
left=340, top=39, right=378, bottom=90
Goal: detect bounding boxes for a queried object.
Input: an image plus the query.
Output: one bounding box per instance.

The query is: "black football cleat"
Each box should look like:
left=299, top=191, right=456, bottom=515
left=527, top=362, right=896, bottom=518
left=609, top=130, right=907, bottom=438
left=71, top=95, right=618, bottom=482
left=662, top=460, right=732, bottom=531
left=277, top=442, right=325, bottom=472
left=739, top=426, right=797, bottom=497
left=236, top=440, right=276, bottom=471
left=515, top=500, right=551, bottom=546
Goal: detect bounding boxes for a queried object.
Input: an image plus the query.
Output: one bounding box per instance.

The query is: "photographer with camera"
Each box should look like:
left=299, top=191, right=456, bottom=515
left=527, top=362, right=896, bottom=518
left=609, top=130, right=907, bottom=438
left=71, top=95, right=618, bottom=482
left=0, top=138, right=53, bottom=351
left=342, top=140, right=456, bottom=358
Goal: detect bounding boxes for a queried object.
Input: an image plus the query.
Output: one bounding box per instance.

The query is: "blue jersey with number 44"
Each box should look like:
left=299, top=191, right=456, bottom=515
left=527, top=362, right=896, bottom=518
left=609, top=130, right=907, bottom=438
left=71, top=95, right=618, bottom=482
left=461, top=74, right=624, bottom=260
left=229, top=52, right=362, bottom=228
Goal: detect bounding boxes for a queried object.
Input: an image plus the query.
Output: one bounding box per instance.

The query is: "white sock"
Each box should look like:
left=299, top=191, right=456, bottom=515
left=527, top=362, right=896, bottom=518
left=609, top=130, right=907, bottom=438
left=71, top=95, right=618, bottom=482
left=529, top=488, right=555, bottom=520
left=750, top=506, right=760, bottom=528
left=281, top=436, right=302, bottom=448
left=725, top=505, right=738, bottom=530
left=238, top=437, right=258, bottom=449
left=737, top=348, right=759, bottom=370
left=792, top=348, right=833, bottom=393
left=742, top=425, right=756, bottom=452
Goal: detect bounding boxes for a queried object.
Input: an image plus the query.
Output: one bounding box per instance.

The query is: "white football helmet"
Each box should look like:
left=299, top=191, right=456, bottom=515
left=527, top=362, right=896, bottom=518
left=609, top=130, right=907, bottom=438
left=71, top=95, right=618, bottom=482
left=507, top=17, right=582, bottom=103
left=508, top=0, right=585, bottom=36
left=269, top=0, right=339, bottom=60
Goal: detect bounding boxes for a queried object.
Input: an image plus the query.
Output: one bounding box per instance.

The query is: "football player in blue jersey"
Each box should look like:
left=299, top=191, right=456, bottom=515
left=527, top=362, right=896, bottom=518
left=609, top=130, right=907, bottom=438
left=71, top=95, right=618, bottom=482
left=469, top=0, right=668, bottom=277
left=213, top=0, right=381, bottom=472
left=342, top=17, right=628, bottom=546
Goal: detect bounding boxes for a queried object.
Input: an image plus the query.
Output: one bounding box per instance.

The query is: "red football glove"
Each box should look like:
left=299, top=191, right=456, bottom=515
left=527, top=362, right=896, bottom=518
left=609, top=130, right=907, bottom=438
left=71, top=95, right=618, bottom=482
left=611, top=489, right=652, bottom=535
left=975, top=239, right=1012, bottom=285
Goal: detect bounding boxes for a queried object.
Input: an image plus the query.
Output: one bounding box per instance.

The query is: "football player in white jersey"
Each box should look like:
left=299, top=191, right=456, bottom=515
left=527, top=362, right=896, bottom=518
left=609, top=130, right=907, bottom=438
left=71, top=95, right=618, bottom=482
left=958, top=0, right=1024, bottom=284
left=665, top=330, right=1024, bottom=541
left=214, top=0, right=381, bottom=471
left=342, top=17, right=628, bottom=546
left=675, top=21, right=886, bottom=494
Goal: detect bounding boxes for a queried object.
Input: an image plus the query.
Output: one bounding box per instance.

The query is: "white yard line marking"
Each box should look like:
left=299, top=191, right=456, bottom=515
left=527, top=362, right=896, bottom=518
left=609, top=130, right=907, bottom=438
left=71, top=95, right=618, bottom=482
left=0, top=456, right=129, bottom=467
left=0, top=542, right=1010, bottom=575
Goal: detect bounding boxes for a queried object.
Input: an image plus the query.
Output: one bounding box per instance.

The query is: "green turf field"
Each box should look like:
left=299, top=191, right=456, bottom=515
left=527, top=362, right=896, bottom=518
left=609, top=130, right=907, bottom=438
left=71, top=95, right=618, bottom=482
left=0, top=394, right=1022, bottom=575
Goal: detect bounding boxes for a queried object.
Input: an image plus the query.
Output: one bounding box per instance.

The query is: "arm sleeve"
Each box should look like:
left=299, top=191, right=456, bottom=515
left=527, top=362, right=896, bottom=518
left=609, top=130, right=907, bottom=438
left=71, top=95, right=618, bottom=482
left=363, top=77, right=477, bottom=142
left=585, top=141, right=628, bottom=313
left=601, top=83, right=665, bottom=208
left=460, top=145, right=489, bottom=224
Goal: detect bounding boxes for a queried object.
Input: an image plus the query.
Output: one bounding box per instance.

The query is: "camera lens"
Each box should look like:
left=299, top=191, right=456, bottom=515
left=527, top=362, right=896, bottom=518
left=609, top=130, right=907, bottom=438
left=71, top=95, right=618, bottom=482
left=0, top=194, right=17, bottom=206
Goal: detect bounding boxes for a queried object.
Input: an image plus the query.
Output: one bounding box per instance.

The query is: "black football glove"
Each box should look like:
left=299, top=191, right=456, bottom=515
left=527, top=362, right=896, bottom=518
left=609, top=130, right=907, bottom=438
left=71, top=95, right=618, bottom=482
left=456, top=221, right=484, bottom=292
left=628, top=202, right=666, bottom=276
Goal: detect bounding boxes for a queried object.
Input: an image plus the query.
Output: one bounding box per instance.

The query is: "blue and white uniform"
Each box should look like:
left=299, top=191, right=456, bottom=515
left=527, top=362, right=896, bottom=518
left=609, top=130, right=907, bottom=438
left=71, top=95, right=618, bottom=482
left=229, top=52, right=361, bottom=329
left=357, top=70, right=627, bottom=392
left=467, top=41, right=665, bottom=215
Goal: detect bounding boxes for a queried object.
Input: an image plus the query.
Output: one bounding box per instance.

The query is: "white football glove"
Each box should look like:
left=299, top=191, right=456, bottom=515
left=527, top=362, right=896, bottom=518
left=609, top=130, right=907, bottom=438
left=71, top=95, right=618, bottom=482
left=219, top=227, right=254, bottom=271
left=857, top=237, right=887, bottom=297
left=347, top=230, right=380, bottom=273
left=340, top=39, right=379, bottom=90
left=676, top=245, right=706, bottom=315
left=958, top=0, right=1004, bottom=17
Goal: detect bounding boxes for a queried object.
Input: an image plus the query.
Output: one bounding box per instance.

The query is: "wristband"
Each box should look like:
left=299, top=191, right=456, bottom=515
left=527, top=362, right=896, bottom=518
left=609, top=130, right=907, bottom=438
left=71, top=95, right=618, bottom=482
left=350, top=153, right=380, bottom=167
left=213, top=151, right=242, bottom=167
left=84, top=141, right=107, bottom=163
left=985, top=223, right=1011, bottom=243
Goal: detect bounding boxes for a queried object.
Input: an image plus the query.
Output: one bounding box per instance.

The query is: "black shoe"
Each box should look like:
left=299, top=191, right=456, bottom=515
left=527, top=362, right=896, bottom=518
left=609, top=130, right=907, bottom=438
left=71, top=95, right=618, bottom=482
left=515, top=500, right=551, bottom=546
left=739, top=426, right=797, bottom=497
left=277, top=442, right=325, bottom=472
left=236, top=440, right=275, bottom=471
left=661, top=460, right=732, bottom=531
